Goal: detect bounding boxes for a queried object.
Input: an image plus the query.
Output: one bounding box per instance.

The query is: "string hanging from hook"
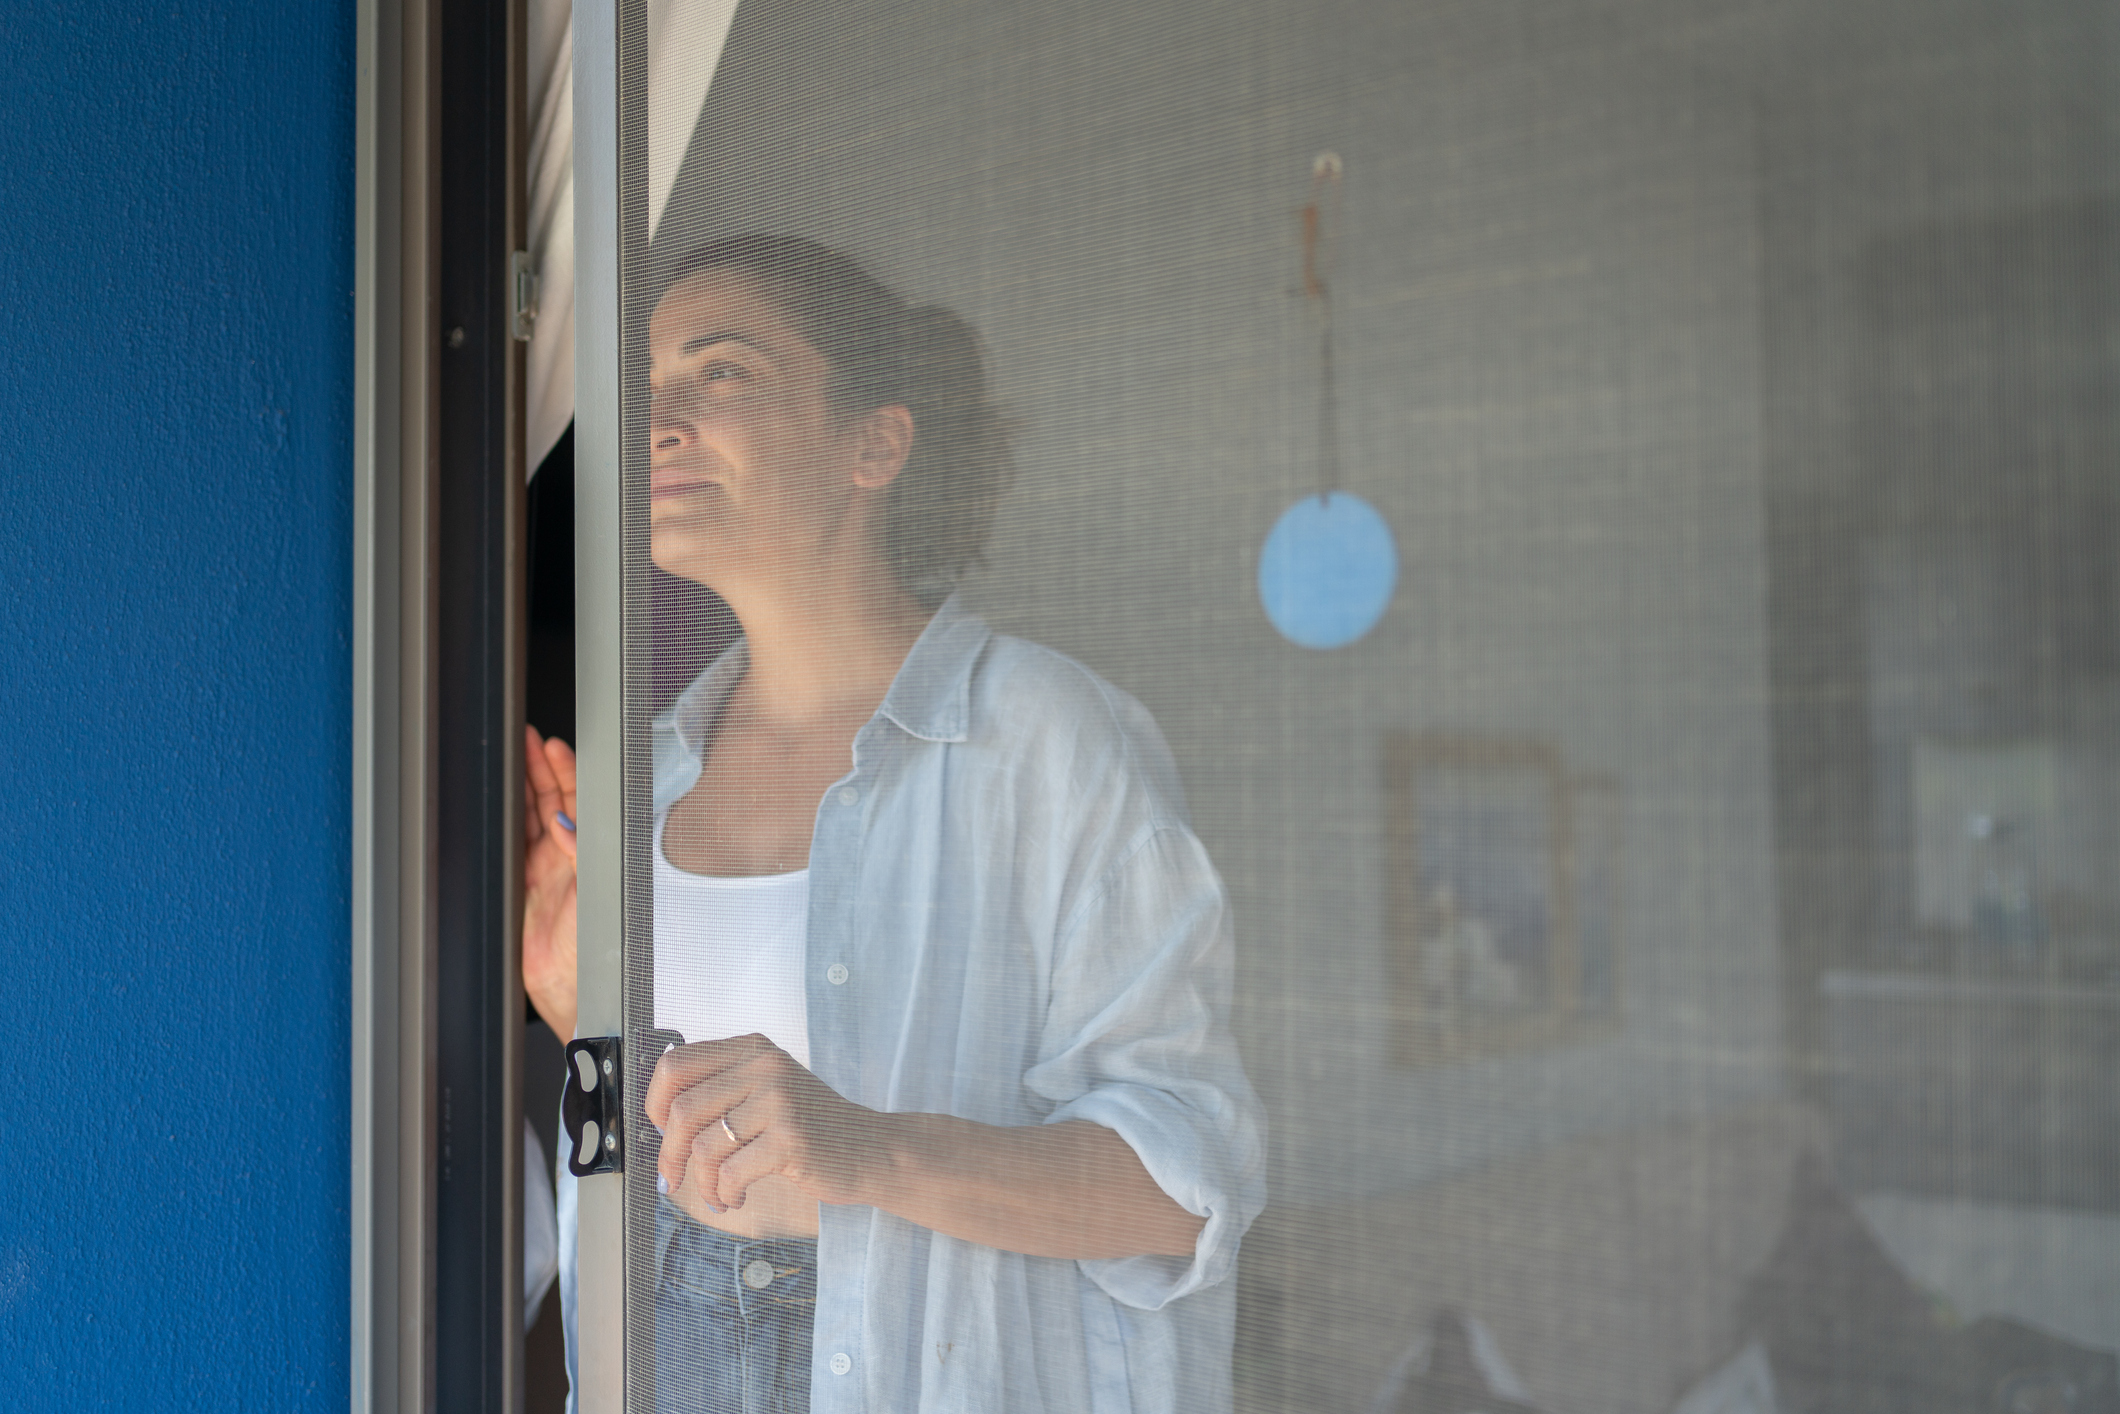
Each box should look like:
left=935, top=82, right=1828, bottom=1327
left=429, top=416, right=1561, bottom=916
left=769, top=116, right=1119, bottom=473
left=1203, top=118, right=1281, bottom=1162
left=1303, top=151, right=1344, bottom=502
left=1257, top=151, right=1399, bottom=651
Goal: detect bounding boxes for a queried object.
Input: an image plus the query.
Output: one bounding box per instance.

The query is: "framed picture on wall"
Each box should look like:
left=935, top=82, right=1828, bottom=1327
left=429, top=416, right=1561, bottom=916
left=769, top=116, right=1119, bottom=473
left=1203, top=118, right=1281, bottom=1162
left=1385, top=735, right=1601, bottom=1065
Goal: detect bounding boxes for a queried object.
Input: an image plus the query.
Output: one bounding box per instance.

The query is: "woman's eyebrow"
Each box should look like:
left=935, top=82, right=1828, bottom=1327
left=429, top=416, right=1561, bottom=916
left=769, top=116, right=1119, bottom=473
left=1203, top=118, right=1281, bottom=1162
left=679, top=330, right=763, bottom=358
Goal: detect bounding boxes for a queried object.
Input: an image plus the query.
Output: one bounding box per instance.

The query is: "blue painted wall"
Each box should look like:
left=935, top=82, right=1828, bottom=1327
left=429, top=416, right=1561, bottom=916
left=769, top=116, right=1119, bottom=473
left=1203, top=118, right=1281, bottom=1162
left=0, top=2, right=353, bottom=1405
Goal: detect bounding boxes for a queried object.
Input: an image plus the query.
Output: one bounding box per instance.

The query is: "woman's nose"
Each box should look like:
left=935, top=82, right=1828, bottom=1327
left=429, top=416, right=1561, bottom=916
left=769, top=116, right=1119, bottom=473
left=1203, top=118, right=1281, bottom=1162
left=649, top=399, right=696, bottom=456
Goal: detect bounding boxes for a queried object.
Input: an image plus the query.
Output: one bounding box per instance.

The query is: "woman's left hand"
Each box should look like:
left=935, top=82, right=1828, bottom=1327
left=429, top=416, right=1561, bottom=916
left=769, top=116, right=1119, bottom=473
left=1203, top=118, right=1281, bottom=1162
left=646, top=1036, right=1206, bottom=1260
left=645, top=1035, right=878, bottom=1217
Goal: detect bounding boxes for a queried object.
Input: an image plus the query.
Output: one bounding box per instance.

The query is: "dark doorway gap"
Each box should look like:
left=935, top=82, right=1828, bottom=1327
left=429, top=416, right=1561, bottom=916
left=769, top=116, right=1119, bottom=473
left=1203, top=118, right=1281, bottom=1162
left=527, top=422, right=578, bottom=747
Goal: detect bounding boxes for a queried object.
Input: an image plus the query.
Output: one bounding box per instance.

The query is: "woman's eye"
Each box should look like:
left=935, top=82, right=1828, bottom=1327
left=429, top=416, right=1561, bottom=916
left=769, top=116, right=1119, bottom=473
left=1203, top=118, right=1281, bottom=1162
left=700, top=361, right=747, bottom=384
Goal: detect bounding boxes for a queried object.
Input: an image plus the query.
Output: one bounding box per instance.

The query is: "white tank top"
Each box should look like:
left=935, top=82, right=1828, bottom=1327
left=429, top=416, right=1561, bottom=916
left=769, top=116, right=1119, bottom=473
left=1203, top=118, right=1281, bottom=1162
left=652, top=808, right=812, bottom=1069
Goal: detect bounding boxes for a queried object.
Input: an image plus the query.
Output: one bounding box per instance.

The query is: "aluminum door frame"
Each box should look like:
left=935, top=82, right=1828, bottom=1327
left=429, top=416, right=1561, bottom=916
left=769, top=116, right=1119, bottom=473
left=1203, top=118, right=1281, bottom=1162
left=353, top=0, right=529, bottom=1402
left=570, top=0, right=629, bottom=1407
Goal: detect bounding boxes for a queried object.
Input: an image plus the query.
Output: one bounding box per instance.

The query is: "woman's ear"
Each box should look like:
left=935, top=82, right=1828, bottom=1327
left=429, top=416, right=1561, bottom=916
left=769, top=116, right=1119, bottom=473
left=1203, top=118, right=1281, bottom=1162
left=850, top=405, right=914, bottom=490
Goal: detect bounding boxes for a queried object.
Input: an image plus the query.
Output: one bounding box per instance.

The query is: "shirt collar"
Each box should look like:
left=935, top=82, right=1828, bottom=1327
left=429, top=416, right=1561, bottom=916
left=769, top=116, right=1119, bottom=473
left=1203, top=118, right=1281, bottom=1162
left=664, top=592, right=990, bottom=754
left=876, top=592, right=989, bottom=744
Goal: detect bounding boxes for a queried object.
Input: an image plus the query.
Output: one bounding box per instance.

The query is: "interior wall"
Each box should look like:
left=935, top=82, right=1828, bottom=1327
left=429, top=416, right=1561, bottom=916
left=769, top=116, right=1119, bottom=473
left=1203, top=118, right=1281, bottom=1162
left=0, top=1, right=354, bottom=1404
left=659, top=0, right=1788, bottom=1208
left=962, top=23, right=1789, bottom=1206
left=1753, top=3, right=2120, bottom=1077
left=627, top=3, right=2120, bottom=1410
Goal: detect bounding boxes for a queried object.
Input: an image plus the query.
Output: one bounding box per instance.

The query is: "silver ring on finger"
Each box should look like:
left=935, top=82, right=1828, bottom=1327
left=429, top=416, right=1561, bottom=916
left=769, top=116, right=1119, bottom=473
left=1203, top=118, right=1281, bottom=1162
left=720, top=1115, right=738, bottom=1145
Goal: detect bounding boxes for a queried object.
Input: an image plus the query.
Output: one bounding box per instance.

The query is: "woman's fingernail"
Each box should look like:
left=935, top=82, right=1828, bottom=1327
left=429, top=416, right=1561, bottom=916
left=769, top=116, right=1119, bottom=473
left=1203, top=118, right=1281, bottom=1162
left=656, top=1174, right=669, bottom=1196
left=556, top=811, right=575, bottom=833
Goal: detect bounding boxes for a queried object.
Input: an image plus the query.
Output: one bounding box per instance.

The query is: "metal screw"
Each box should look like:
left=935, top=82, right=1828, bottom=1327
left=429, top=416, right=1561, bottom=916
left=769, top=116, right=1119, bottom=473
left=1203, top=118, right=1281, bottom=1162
left=602, top=1057, right=615, bottom=1078
left=446, top=326, right=466, bottom=348
left=604, top=1132, right=618, bottom=1151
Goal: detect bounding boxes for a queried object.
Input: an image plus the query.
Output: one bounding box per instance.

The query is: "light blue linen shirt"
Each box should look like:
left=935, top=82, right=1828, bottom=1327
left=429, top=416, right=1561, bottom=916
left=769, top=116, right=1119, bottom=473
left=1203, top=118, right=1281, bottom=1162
left=559, top=593, right=1266, bottom=1413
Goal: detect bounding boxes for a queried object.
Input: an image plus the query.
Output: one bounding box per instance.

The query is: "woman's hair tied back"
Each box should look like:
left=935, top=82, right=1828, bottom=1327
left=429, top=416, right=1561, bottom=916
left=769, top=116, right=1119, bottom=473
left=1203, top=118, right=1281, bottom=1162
left=663, top=234, right=1015, bottom=606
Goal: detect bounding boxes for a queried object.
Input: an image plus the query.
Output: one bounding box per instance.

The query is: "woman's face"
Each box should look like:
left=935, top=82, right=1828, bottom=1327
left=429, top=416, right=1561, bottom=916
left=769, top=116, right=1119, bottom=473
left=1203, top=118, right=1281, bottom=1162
left=647, top=270, right=901, bottom=598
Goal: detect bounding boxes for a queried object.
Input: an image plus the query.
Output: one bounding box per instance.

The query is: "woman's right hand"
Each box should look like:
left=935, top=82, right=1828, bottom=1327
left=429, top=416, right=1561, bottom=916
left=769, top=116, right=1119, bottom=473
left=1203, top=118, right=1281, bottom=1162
left=523, top=724, right=579, bottom=1042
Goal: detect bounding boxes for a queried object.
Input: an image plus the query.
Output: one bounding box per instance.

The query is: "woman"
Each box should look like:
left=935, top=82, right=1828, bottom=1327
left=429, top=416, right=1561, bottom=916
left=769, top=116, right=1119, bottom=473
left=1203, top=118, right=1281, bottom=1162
left=524, top=235, right=1265, bottom=1414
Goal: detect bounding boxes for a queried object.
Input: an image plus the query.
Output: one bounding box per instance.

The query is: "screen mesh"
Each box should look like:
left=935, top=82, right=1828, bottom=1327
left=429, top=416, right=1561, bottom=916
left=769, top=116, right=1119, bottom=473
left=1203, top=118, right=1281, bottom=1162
left=605, top=3, right=2120, bottom=1411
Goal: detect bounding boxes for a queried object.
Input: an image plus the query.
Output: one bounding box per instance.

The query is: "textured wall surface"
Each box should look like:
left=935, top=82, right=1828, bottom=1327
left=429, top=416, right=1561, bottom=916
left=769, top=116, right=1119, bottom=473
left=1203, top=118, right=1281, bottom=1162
left=660, top=0, right=1788, bottom=1209
left=0, top=3, right=353, bottom=1406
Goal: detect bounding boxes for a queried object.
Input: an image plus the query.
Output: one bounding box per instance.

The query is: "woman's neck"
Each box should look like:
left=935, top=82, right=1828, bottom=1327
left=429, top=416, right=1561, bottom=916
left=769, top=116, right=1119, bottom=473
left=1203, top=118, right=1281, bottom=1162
left=722, top=559, right=933, bottom=731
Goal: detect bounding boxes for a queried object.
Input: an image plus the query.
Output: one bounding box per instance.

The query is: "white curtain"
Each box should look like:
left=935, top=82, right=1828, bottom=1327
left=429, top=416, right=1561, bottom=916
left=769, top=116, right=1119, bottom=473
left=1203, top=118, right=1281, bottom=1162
left=524, top=0, right=737, bottom=476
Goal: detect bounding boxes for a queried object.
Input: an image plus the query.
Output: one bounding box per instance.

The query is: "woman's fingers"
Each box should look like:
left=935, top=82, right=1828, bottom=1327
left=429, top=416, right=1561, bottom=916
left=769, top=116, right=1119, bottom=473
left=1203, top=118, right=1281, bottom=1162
left=524, top=727, right=549, bottom=845
left=710, top=1103, right=779, bottom=1211
left=679, top=1095, right=766, bottom=1213
left=544, top=809, right=577, bottom=862
left=543, top=734, right=578, bottom=815
left=677, top=1131, right=728, bottom=1213
left=651, top=1041, right=767, bottom=1190
left=524, top=727, right=578, bottom=860
left=525, top=726, right=558, bottom=828
left=649, top=1036, right=866, bottom=1209
left=525, top=724, right=556, bottom=793
left=520, top=724, right=581, bottom=1039
left=660, top=1076, right=750, bottom=1198
left=644, top=1035, right=765, bottom=1129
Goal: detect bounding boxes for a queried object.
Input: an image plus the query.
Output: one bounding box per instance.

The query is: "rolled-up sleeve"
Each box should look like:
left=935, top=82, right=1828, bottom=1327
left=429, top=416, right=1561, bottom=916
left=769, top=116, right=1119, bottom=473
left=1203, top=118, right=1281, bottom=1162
left=1025, top=823, right=1268, bottom=1311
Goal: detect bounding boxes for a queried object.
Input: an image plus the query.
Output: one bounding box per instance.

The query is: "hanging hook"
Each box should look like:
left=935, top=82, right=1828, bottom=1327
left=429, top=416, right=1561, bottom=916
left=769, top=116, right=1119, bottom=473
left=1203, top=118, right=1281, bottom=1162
left=1302, top=151, right=1343, bottom=301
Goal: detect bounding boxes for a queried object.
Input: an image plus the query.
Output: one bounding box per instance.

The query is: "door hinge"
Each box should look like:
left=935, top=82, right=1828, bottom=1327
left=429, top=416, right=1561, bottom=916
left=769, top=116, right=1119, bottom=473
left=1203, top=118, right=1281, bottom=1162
left=562, top=1036, right=623, bottom=1175
left=509, top=250, right=539, bottom=343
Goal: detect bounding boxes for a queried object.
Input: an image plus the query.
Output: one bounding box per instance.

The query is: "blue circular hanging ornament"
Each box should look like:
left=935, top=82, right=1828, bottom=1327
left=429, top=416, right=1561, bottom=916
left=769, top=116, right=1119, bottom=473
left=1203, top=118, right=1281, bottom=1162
left=1257, top=491, right=1397, bottom=649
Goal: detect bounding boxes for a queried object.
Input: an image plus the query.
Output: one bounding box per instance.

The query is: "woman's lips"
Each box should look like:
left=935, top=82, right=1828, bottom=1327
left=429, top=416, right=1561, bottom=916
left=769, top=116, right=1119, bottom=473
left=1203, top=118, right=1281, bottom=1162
left=650, top=472, right=719, bottom=500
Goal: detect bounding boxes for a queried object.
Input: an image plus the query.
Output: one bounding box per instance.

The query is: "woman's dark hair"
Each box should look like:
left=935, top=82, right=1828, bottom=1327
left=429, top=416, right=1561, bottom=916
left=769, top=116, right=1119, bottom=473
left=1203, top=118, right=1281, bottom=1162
left=661, top=235, right=1014, bottom=607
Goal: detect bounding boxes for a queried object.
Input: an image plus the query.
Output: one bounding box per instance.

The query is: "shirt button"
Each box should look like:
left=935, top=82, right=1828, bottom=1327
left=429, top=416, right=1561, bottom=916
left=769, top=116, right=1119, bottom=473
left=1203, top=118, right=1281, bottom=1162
left=741, top=1259, right=775, bottom=1290
left=838, top=786, right=859, bottom=806
left=826, top=963, right=849, bottom=986
left=829, top=1352, right=853, bottom=1377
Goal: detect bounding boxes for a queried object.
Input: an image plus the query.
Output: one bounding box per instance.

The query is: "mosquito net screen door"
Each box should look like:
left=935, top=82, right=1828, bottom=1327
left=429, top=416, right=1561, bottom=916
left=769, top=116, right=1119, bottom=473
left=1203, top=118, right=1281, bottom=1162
left=562, top=2, right=2120, bottom=1411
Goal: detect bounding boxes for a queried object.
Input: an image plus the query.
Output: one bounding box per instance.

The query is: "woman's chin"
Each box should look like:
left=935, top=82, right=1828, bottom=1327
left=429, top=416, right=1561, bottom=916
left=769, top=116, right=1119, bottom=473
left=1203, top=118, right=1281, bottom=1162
left=647, top=532, right=730, bottom=590
left=653, top=560, right=729, bottom=597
